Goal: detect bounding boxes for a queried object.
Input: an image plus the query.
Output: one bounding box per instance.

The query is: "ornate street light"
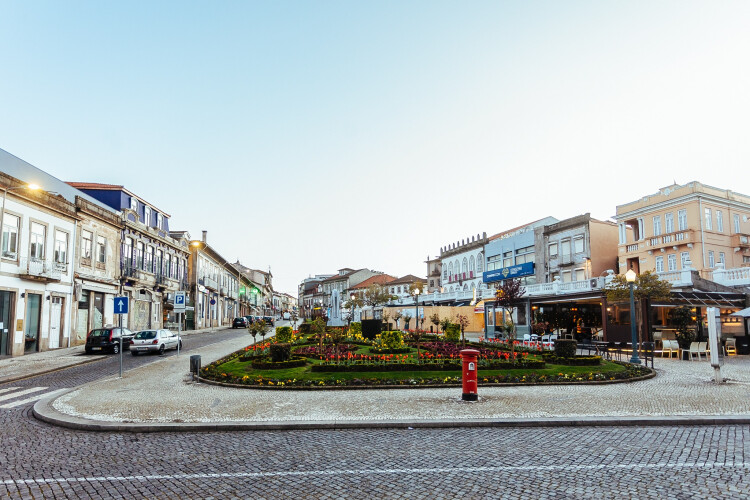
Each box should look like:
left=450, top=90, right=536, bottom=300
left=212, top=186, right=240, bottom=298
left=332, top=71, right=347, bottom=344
left=625, top=269, right=641, bottom=364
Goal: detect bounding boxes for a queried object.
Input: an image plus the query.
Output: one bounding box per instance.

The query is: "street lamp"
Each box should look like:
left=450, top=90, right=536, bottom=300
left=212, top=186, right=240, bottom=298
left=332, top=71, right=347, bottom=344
left=0, top=183, right=40, bottom=273
left=625, top=269, right=641, bottom=364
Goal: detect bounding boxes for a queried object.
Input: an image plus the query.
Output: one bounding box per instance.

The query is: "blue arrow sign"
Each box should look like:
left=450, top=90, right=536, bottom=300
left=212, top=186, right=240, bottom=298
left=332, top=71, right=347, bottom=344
left=114, top=296, right=129, bottom=315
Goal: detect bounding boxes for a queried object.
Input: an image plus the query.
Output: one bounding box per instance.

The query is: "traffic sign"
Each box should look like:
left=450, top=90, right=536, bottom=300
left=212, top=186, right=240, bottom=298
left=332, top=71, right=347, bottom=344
left=114, top=296, right=129, bottom=315
left=174, top=291, right=186, bottom=313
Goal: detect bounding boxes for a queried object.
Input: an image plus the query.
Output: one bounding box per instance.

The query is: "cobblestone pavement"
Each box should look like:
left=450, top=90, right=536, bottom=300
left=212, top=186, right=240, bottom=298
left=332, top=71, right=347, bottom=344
left=47, top=332, right=750, bottom=425
left=1, top=408, right=749, bottom=499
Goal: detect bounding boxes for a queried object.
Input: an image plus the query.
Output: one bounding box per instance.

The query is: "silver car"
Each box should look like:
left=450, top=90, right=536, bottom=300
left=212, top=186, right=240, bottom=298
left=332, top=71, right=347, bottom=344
left=129, top=329, right=182, bottom=355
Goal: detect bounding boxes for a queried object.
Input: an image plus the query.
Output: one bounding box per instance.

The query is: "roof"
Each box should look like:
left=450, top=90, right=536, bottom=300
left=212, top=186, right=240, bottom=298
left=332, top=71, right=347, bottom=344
left=68, top=181, right=171, bottom=218
left=322, top=269, right=361, bottom=283
left=0, top=148, right=118, bottom=213
left=489, top=218, right=546, bottom=241
left=350, top=274, right=397, bottom=289
left=389, top=274, right=427, bottom=285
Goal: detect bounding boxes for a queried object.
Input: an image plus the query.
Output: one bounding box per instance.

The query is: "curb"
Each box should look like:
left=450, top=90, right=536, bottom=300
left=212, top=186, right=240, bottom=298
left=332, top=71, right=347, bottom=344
left=32, top=388, right=750, bottom=433
left=0, top=355, right=106, bottom=385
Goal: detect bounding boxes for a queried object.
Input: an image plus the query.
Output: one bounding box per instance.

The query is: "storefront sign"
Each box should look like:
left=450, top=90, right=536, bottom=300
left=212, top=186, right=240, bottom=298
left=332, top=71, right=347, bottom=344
left=483, top=262, right=534, bottom=283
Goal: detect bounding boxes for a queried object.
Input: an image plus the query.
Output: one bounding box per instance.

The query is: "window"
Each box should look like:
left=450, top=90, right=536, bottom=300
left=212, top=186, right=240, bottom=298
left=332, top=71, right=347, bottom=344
left=637, top=218, right=644, bottom=240
left=561, top=239, right=571, bottom=262
left=81, top=230, right=93, bottom=260
left=680, top=252, right=690, bottom=269
left=708, top=250, right=715, bottom=268
left=165, top=254, right=171, bottom=277
left=665, top=212, right=674, bottom=233
left=668, top=254, right=677, bottom=271
left=678, top=209, right=687, bottom=231
left=145, top=246, right=154, bottom=273
left=575, top=268, right=585, bottom=281
left=155, top=250, right=163, bottom=275
left=618, top=223, right=626, bottom=244
left=172, top=255, right=178, bottom=278
left=548, top=242, right=558, bottom=258
left=448, top=262, right=453, bottom=278
left=477, top=253, right=483, bottom=273
left=397, top=286, right=401, bottom=293
left=124, top=238, right=133, bottom=266
left=54, top=231, right=68, bottom=264
left=503, top=251, right=512, bottom=268
left=30, top=222, right=46, bottom=259
left=130, top=197, right=137, bottom=212
left=157, top=213, right=163, bottom=229
left=716, top=211, right=724, bottom=232
left=136, top=241, right=144, bottom=269
left=144, top=206, right=152, bottom=226
left=462, top=257, right=468, bottom=274
left=744, top=256, right=750, bottom=264
left=429, top=280, right=434, bottom=288
left=515, top=245, right=534, bottom=265
left=443, top=267, right=447, bottom=280
left=655, top=256, right=664, bottom=273
left=390, top=287, right=395, bottom=294
left=719, top=252, right=725, bottom=266
left=735, top=214, right=741, bottom=234
left=468, top=255, right=475, bottom=274
left=561, top=270, right=571, bottom=283
left=2, top=213, right=19, bottom=258
left=704, top=208, right=712, bottom=230
left=573, top=235, right=584, bottom=253
left=652, top=216, right=662, bottom=237
left=96, top=236, right=106, bottom=263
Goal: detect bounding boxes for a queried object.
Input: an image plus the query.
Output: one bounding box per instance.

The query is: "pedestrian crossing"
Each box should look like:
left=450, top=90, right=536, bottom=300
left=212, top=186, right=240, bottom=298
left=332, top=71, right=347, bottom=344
left=0, top=386, right=67, bottom=409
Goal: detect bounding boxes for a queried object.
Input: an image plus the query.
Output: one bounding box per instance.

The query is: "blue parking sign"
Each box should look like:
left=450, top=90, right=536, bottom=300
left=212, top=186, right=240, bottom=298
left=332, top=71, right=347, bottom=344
left=174, top=291, right=186, bottom=312
left=114, top=296, right=129, bottom=315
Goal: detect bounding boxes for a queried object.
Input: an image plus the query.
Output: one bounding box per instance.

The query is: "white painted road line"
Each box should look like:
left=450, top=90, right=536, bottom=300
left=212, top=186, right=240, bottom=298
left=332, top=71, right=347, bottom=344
left=0, top=387, right=20, bottom=396
left=2, top=461, right=749, bottom=485
left=0, top=388, right=67, bottom=409
left=0, top=387, right=47, bottom=402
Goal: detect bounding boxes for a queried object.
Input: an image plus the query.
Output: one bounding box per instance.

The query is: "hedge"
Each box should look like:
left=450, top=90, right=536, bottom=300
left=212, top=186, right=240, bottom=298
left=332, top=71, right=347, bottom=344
left=554, top=339, right=577, bottom=358
left=542, top=354, right=601, bottom=366
left=369, top=347, right=412, bottom=354
left=311, top=360, right=546, bottom=372
left=275, top=326, right=293, bottom=343
left=361, top=319, right=381, bottom=340
left=251, top=356, right=308, bottom=370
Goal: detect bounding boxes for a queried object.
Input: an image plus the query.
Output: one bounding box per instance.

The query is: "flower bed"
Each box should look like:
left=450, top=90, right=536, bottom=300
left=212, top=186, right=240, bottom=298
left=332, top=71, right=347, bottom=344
left=251, top=356, right=308, bottom=370
left=293, top=343, right=359, bottom=358
left=541, top=354, right=601, bottom=366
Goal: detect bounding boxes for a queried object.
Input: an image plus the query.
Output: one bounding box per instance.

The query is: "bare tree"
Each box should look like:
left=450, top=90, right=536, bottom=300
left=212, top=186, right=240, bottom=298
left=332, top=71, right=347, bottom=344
left=495, top=278, right=526, bottom=362
left=363, top=284, right=395, bottom=320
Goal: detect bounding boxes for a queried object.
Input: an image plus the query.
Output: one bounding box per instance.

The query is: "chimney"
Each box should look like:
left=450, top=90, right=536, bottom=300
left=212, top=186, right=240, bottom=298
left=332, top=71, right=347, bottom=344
left=202, top=230, right=207, bottom=243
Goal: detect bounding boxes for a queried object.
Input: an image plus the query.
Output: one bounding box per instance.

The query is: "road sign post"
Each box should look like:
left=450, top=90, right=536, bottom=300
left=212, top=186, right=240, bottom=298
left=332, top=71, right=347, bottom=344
left=174, top=291, right=186, bottom=357
left=114, top=296, right=129, bottom=378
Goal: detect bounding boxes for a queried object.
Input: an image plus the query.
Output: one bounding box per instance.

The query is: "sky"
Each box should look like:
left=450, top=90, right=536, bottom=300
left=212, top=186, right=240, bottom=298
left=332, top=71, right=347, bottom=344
left=2, top=1, right=749, bottom=295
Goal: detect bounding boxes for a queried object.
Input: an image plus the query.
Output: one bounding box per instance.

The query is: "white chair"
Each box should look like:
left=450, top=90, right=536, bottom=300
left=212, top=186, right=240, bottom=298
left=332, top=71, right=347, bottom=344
left=522, top=334, right=531, bottom=346
left=697, top=342, right=708, bottom=360
left=685, top=342, right=701, bottom=361
left=726, top=338, right=737, bottom=356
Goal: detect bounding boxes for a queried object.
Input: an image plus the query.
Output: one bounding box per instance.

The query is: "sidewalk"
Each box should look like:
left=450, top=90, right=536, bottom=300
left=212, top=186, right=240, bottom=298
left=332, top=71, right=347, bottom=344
left=0, top=326, right=231, bottom=384
left=32, top=333, right=750, bottom=432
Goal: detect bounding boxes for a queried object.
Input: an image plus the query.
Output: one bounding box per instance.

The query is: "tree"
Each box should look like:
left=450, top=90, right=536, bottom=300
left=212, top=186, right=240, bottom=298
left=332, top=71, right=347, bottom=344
left=439, top=317, right=452, bottom=335
left=669, top=306, right=695, bottom=349
left=343, top=296, right=364, bottom=326
left=495, top=278, right=526, bottom=362
left=363, top=284, right=395, bottom=319
left=393, top=311, right=402, bottom=330
left=382, top=310, right=391, bottom=329
left=605, top=270, right=672, bottom=348
left=402, top=312, right=412, bottom=330
left=430, top=313, right=441, bottom=333
left=456, top=314, right=470, bottom=347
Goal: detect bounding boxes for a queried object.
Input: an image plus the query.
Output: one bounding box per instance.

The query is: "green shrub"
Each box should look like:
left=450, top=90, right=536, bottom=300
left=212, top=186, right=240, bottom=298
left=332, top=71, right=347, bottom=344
left=270, top=343, right=291, bottom=363
left=543, top=354, right=600, bottom=366
left=299, top=323, right=311, bottom=334
left=251, top=356, right=307, bottom=370
left=380, top=330, right=404, bottom=350
left=554, top=339, right=577, bottom=358
left=349, top=322, right=362, bottom=337
left=369, top=347, right=412, bottom=354
left=444, top=323, right=461, bottom=342
left=275, top=326, right=293, bottom=343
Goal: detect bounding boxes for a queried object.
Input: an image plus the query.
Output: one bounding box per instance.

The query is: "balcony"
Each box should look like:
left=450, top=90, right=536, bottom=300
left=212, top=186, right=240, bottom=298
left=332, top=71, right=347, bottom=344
left=121, top=263, right=145, bottom=283
left=731, top=234, right=750, bottom=249
left=712, top=266, right=750, bottom=287
left=200, top=276, right=219, bottom=291
left=621, top=230, right=697, bottom=255
left=18, top=257, right=62, bottom=282
left=220, top=286, right=228, bottom=296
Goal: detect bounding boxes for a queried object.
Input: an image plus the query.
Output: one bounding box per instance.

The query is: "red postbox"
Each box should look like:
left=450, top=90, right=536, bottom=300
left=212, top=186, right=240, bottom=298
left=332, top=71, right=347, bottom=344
left=460, top=348, right=479, bottom=401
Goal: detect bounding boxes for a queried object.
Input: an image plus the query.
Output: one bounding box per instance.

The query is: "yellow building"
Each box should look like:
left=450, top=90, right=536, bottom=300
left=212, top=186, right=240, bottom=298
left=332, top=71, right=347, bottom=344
left=616, top=182, right=750, bottom=277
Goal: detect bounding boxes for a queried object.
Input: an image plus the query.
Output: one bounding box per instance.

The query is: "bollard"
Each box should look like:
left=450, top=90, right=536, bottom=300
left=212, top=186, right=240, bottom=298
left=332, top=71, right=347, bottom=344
left=189, top=354, right=201, bottom=380
left=460, top=348, right=479, bottom=401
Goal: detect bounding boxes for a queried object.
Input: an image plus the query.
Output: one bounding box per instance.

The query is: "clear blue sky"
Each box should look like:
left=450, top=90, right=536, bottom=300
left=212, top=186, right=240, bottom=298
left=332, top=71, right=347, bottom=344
left=2, top=1, right=749, bottom=294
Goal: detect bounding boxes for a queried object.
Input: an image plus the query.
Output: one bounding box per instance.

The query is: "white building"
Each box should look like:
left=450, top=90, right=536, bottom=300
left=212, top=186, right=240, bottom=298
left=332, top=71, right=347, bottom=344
left=439, top=233, right=488, bottom=294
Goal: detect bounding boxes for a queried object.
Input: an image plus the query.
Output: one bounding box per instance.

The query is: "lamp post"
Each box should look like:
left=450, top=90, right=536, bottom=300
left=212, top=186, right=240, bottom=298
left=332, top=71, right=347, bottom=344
left=625, top=269, right=641, bottom=364
left=0, top=183, right=39, bottom=273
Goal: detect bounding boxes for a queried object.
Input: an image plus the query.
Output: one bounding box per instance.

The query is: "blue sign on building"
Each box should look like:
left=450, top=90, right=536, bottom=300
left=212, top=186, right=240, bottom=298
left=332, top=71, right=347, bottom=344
left=483, top=262, right=535, bottom=284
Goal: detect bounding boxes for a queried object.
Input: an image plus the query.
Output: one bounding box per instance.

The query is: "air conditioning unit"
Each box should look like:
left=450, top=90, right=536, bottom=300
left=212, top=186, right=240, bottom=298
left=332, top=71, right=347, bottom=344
left=589, top=278, right=599, bottom=288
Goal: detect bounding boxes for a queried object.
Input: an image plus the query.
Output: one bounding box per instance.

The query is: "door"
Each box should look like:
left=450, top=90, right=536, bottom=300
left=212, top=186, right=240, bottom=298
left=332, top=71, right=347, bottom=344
left=133, top=299, right=151, bottom=331
left=49, top=297, right=63, bottom=349
left=0, top=291, right=13, bottom=355
left=24, top=294, right=41, bottom=353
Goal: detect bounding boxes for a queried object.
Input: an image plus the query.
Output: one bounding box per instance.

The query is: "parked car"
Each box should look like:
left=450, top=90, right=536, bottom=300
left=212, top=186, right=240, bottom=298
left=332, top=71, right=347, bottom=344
left=263, top=316, right=275, bottom=326
left=129, top=329, right=182, bottom=355
left=85, top=327, right=135, bottom=354
left=244, top=315, right=254, bottom=325
left=232, top=317, right=248, bottom=328
left=283, top=312, right=291, bottom=320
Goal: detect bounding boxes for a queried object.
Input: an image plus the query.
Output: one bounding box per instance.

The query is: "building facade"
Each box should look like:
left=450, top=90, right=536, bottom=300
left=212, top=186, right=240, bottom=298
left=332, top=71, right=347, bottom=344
left=439, top=233, right=488, bottom=293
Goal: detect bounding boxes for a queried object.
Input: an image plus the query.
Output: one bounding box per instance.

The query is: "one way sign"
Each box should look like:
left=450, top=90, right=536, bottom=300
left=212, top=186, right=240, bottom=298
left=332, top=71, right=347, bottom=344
left=114, top=296, right=129, bottom=315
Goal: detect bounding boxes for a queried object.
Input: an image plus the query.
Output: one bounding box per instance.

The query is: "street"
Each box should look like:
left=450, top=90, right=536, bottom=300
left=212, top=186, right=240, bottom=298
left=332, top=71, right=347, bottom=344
left=1, top=327, right=749, bottom=499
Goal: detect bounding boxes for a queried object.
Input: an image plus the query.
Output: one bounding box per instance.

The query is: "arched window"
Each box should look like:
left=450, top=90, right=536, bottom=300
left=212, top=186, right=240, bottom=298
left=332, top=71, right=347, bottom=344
left=443, top=266, right=448, bottom=280
left=469, top=255, right=475, bottom=275
left=463, top=284, right=468, bottom=291
left=462, top=258, right=468, bottom=274
left=471, top=282, right=476, bottom=289
left=449, top=286, right=454, bottom=292
left=477, top=253, right=484, bottom=273
left=448, top=262, right=453, bottom=278
left=455, top=260, right=460, bottom=277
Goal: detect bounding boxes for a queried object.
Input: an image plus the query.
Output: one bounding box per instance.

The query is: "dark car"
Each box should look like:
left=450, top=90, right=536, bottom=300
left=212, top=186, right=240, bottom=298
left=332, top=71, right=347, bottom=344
left=232, top=317, right=248, bottom=329
left=263, top=316, right=275, bottom=326
left=84, top=327, right=135, bottom=354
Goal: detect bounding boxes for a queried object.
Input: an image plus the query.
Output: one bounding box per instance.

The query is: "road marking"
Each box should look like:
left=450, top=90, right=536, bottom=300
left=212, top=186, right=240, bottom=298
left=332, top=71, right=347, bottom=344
left=0, top=388, right=67, bottom=409
left=0, top=387, right=21, bottom=396
left=2, top=461, right=749, bottom=485
left=0, top=387, right=47, bottom=402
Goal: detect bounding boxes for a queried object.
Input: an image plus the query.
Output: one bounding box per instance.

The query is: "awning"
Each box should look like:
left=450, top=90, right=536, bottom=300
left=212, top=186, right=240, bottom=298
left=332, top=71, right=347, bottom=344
left=666, top=291, right=746, bottom=308
left=731, top=307, right=750, bottom=318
